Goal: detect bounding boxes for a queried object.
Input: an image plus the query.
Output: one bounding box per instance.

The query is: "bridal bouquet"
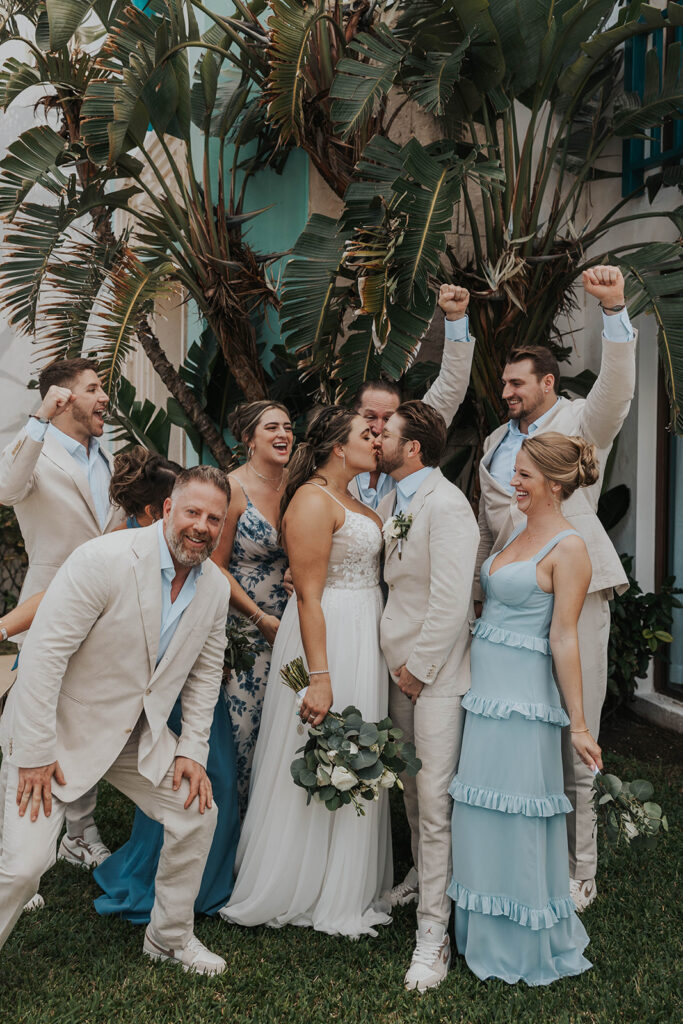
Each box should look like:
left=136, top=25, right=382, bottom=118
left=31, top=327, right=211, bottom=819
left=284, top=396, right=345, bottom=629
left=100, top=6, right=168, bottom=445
left=281, top=658, right=422, bottom=816
left=592, top=770, right=668, bottom=849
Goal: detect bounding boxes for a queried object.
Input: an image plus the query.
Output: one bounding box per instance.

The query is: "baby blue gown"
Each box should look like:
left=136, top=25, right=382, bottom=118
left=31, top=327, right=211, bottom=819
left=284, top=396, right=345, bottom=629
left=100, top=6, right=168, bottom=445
left=448, top=527, right=592, bottom=986
left=94, top=517, right=239, bottom=920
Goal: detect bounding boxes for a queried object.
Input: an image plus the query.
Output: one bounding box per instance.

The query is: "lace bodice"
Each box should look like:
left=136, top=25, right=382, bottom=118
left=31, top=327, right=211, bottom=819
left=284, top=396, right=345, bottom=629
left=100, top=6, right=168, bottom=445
left=325, top=508, right=382, bottom=591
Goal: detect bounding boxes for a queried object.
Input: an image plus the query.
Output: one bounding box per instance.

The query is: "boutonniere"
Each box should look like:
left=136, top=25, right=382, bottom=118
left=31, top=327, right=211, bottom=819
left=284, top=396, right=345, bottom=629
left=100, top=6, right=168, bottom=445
left=382, top=511, right=413, bottom=559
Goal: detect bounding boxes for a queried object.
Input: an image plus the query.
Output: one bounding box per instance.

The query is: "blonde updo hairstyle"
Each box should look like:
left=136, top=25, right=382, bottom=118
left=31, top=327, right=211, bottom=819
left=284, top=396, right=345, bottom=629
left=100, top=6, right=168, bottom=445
left=521, top=432, right=600, bottom=501
left=228, top=400, right=290, bottom=456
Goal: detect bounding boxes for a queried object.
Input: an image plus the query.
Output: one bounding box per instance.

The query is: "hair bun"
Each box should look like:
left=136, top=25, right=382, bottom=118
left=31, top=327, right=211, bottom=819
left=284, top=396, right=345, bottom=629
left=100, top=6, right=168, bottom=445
left=572, top=437, right=600, bottom=489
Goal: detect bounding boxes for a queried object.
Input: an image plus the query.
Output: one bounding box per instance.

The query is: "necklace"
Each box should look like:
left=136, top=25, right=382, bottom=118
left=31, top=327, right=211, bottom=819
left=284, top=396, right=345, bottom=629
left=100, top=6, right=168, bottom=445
left=248, top=461, right=285, bottom=492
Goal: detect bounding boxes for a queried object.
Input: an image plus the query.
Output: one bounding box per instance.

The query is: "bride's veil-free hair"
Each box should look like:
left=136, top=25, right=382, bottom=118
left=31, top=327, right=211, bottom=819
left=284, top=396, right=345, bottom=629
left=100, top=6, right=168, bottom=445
left=279, top=406, right=356, bottom=531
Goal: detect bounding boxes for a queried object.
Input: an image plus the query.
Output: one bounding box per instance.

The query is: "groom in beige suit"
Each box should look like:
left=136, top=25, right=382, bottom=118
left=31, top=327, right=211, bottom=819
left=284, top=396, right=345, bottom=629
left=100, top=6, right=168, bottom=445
left=0, top=358, right=125, bottom=872
left=475, top=266, right=636, bottom=912
left=0, top=467, right=230, bottom=974
left=377, top=402, right=478, bottom=992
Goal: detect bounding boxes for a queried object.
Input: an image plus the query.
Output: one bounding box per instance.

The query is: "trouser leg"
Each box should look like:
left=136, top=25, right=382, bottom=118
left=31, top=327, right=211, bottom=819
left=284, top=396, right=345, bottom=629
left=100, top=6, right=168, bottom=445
left=65, top=784, right=98, bottom=836
left=104, top=740, right=217, bottom=949
left=389, top=684, right=418, bottom=869
left=413, top=692, right=464, bottom=930
left=561, top=590, right=610, bottom=880
left=0, top=760, right=66, bottom=951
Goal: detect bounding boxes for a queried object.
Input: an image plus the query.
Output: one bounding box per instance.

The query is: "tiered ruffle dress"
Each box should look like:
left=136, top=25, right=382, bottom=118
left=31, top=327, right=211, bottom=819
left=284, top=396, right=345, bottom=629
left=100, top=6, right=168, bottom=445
left=448, top=527, right=592, bottom=986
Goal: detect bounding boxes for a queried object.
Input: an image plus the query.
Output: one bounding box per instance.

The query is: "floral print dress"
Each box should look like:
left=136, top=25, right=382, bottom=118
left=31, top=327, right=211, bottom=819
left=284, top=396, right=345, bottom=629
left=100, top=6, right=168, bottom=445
left=225, top=487, right=288, bottom=815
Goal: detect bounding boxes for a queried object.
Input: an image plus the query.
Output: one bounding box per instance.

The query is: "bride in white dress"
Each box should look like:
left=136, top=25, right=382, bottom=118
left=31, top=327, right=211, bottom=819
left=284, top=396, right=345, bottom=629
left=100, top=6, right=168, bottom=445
left=221, top=406, right=393, bottom=938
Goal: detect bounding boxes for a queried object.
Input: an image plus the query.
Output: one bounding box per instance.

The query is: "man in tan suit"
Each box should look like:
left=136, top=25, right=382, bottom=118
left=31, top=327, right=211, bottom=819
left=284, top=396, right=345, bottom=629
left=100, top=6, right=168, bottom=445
left=475, top=266, right=636, bottom=912
left=0, top=467, right=230, bottom=974
left=350, top=285, right=475, bottom=508
left=377, top=402, right=478, bottom=992
left=0, top=358, right=125, bottom=871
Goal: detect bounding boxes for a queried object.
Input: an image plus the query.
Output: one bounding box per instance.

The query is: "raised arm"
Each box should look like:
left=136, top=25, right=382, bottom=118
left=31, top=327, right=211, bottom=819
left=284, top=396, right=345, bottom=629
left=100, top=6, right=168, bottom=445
left=282, top=487, right=338, bottom=726
left=422, top=285, right=475, bottom=428
left=578, top=267, right=637, bottom=450
left=548, top=536, right=602, bottom=771
left=0, top=385, right=75, bottom=504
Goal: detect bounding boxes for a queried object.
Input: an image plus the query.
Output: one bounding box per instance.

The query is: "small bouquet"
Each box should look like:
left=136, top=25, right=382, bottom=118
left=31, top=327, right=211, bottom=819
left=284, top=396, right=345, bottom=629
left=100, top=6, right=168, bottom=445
left=224, top=617, right=257, bottom=678
left=281, top=658, right=422, bottom=815
left=592, top=770, right=668, bottom=849
left=382, top=511, right=413, bottom=558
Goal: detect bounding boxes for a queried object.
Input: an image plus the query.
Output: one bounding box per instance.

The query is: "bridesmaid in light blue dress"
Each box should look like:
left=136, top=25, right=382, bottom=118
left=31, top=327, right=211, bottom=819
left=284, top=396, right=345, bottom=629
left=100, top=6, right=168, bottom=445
left=212, top=401, right=292, bottom=814
left=449, top=432, right=603, bottom=986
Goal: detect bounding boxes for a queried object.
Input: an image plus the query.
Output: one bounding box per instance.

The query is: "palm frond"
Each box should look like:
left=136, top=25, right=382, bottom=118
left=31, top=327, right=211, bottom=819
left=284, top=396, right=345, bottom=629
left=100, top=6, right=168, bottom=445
left=107, top=375, right=173, bottom=454
left=265, top=0, right=328, bottom=145
left=329, top=26, right=405, bottom=140
left=0, top=126, right=70, bottom=220
left=0, top=57, right=42, bottom=110
left=401, top=40, right=469, bottom=117
left=614, top=43, right=683, bottom=137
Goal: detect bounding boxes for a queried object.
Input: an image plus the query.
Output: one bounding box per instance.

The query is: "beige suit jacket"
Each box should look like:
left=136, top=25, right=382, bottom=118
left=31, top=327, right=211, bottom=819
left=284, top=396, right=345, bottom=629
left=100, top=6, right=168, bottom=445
left=378, top=469, right=479, bottom=695
left=474, top=336, right=636, bottom=601
left=0, top=525, right=230, bottom=801
left=0, top=426, right=125, bottom=603
left=349, top=338, right=475, bottom=503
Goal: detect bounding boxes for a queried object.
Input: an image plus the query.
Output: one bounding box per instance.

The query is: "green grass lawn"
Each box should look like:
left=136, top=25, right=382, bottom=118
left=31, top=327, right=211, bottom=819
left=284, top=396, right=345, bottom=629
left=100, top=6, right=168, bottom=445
left=1, top=739, right=680, bottom=1024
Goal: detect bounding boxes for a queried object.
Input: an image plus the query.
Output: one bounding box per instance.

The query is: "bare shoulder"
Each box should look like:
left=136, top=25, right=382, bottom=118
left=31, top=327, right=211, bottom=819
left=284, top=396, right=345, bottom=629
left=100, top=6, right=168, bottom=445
left=226, top=469, right=248, bottom=514
left=554, top=532, right=591, bottom=576
left=285, top=483, right=338, bottom=524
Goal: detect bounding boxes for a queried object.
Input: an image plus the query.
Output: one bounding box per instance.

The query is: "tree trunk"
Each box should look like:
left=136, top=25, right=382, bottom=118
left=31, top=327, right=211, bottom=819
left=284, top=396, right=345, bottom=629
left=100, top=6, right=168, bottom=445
left=136, top=319, right=236, bottom=470
left=214, top=319, right=269, bottom=401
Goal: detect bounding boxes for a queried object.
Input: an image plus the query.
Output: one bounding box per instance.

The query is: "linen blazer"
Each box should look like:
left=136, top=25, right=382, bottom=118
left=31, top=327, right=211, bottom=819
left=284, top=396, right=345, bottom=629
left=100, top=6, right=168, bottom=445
left=378, top=469, right=479, bottom=695
left=0, top=426, right=125, bottom=604
left=0, top=525, right=230, bottom=802
left=474, top=336, right=636, bottom=602
left=349, top=338, right=475, bottom=503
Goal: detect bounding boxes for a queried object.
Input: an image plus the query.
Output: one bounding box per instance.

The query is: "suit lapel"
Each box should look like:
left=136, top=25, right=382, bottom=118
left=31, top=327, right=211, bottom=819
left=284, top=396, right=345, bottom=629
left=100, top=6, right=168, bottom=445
left=42, top=433, right=102, bottom=529
left=132, top=529, right=162, bottom=676
left=101, top=446, right=117, bottom=531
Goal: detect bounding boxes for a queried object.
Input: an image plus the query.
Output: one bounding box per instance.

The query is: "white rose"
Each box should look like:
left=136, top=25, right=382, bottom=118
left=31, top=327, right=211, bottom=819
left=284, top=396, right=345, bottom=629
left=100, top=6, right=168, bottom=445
left=331, top=766, right=359, bottom=792
left=379, top=768, right=397, bottom=789
left=382, top=518, right=401, bottom=541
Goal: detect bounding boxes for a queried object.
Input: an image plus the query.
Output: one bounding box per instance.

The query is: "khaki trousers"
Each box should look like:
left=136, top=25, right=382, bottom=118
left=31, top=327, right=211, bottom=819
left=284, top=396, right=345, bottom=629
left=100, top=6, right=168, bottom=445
left=0, top=729, right=217, bottom=953
left=389, top=681, right=465, bottom=930
left=560, top=589, right=611, bottom=881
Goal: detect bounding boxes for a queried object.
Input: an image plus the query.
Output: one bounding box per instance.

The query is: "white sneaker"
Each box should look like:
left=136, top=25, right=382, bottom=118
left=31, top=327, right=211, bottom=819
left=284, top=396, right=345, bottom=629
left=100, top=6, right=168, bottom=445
left=404, top=920, right=451, bottom=992
left=570, top=877, right=597, bottom=912
left=58, top=825, right=111, bottom=869
left=388, top=866, right=419, bottom=907
left=22, top=893, right=45, bottom=913
left=143, top=929, right=226, bottom=976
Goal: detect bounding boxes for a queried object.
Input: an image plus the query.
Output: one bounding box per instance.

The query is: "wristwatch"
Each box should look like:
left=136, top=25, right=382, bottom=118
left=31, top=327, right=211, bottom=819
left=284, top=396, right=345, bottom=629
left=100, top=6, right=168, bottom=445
left=598, top=302, right=626, bottom=313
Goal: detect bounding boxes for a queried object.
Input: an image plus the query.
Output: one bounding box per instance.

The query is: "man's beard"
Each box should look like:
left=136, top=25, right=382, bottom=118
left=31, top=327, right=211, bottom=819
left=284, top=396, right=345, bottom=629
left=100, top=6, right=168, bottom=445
left=165, top=523, right=217, bottom=567
left=376, top=451, right=403, bottom=475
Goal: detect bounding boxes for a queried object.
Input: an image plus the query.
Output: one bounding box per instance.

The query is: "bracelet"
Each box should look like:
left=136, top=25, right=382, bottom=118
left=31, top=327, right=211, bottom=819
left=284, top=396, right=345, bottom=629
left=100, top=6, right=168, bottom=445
left=250, top=611, right=265, bottom=627
left=570, top=727, right=590, bottom=734
left=598, top=302, right=626, bottom=313
left=0, top=622, right=7, bottom=643
left=29, top=414, right=49, bottom=424
left=308, top=669, right=330, bottom=676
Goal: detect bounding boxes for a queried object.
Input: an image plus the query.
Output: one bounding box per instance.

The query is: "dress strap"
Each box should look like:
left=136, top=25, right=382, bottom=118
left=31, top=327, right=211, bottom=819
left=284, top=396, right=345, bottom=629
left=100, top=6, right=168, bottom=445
left=501, top=523, right=526, bottom=551
left=236, top=481, right=251, bottom=502
left=531, top=529, right=581, bottom=564
left=308, top=482, right=348, bottom=512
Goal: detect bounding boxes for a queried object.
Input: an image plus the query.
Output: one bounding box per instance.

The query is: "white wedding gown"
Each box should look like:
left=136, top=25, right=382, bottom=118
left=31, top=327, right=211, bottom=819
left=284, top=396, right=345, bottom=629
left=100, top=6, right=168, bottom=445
left=224, top=492, right=393, bottom=938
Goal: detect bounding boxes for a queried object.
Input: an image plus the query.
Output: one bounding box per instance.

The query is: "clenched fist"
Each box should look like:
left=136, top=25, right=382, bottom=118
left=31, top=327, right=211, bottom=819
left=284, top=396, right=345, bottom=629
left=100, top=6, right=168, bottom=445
left=35, top=385, right=75, bottom=422
left=582, top=265, right=626, bottom=311
left=438, top=284, right=470, bottom=321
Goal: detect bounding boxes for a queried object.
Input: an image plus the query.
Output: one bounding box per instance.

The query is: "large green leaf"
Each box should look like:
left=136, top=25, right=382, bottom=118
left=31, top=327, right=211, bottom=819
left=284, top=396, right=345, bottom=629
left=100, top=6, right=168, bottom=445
left=0, top=126, right=70, bottom=219
left=0, top=58, right=42, bottom=110
left=341, top=135, right=405, bottom=231
left=107, top=375, right=173, bottom=454
left=46, top=0, right=99, bottom=50
left=614, top=43, right=683, bottom=137
left=615, top=241, right=683, bottom=434
left=265, top=0, right=328, bottom=145
left=402, top=40, right=469, bottom=117
left=329, top=26, right=406, bottom=140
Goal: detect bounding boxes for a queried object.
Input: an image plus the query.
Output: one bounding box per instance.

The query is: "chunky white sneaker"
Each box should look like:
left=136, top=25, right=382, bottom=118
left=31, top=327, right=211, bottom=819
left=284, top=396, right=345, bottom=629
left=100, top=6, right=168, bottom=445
left=58, top=825, right=111, bottom=868
left=143, top=929, right=226, bottom=976
left=570, top=877, right=597, bottom=913
left=404, top=921, right=451, bottom=992
left=388, top=866, right=419, bottom=907
left=22, top=893, right=45, bottom=913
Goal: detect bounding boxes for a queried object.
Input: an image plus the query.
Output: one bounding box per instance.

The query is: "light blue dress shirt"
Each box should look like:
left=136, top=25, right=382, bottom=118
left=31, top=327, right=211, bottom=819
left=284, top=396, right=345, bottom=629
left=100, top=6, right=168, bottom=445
left=394, top=465, right=435, bottom=516
left=488, top=310, right=635, bottom=492
left=25, top=418, right=112, bottom=529
left=156, top=519, right=203, bottom=665
left=355, top=317, right=472, bottom=508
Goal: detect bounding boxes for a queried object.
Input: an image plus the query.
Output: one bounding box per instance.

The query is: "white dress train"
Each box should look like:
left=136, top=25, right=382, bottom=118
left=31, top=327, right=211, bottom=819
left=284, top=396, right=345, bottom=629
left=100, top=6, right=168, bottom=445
left=224, top=493, right=393, bottom=938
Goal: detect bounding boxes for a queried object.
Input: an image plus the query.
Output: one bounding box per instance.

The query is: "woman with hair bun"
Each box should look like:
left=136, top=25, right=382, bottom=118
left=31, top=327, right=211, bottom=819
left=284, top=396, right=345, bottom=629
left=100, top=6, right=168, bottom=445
left=211, top=400, right=293, bottom=813
left=222, top=405, right=392, bottom=938
left=448, top=431, right=603, bottom=986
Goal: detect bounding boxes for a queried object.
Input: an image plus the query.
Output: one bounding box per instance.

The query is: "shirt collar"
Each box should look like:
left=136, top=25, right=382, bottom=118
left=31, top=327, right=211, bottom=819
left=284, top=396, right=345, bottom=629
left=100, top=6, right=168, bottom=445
left=507, top=398, right=559, bottom=437
left=47, top=422, right=101, bottom=458
left=156, top=519, right=204, bottom=582
left=396, top=465, right=434, bottom=503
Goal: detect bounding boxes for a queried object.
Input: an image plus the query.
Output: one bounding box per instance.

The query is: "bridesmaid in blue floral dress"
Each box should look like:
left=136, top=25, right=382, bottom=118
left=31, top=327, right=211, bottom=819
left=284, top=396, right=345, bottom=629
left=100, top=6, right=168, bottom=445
left=212, top=401, right=293, bottom=814
left=449, top=433, right=603, bottom=986
left=94, top=448, right=241, bottom=920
